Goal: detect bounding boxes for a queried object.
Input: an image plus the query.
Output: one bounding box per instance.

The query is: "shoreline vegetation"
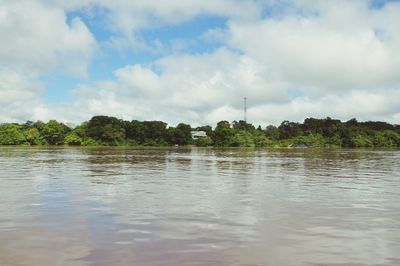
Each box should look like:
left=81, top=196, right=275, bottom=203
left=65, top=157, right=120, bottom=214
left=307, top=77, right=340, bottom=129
left=0, top=116, right=399, bottom=148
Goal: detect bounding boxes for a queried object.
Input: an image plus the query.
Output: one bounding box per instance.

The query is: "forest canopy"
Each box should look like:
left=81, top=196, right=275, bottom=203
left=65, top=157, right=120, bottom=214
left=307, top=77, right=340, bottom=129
left=0, top=116, right=399, bottom=148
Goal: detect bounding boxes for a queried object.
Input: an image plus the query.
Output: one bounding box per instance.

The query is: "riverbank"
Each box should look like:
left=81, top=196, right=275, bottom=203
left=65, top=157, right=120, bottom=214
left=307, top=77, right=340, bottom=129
left=1, top=116, right=399, bottom=148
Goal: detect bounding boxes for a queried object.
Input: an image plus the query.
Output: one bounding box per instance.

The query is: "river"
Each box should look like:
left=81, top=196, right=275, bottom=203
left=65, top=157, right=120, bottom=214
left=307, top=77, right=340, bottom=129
left=0, top=147, right=399, bottom=266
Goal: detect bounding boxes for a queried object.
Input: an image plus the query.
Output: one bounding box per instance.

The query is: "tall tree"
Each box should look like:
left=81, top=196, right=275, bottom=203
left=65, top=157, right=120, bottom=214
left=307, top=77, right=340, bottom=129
left=169, top=123, right=192, bottom=145
left=213, top=121, right=234, bottom=147
left=87, top=116, right=125, bottom=144
left=40, top=120, right=67, bottom=145
left=0, top=124, right=26, bottom=145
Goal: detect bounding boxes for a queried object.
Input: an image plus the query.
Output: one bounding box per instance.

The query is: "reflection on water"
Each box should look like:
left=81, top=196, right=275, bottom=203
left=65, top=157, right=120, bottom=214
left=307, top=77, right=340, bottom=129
left=0, top=147, right=400, bottom=266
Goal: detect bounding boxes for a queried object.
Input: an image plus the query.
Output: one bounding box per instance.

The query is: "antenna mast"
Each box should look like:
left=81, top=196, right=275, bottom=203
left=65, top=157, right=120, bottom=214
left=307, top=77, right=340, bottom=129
left=244, top=97, right=247, bottom=122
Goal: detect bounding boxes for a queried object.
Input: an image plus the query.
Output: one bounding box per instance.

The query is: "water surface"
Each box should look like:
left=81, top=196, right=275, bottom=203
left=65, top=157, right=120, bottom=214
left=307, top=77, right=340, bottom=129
left=0, top=147, right=399, bottom=266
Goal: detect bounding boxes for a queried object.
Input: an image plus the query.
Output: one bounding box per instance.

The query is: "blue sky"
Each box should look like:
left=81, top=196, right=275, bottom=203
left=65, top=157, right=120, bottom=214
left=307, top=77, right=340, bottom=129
left=43, top=12, right=227, bottom=103
left=1, top=0, right=400, bottom=126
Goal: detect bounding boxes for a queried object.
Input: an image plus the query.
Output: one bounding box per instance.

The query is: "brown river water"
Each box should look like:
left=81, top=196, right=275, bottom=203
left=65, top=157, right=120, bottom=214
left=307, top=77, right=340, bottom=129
left=0, top=147, right=399, bottom=266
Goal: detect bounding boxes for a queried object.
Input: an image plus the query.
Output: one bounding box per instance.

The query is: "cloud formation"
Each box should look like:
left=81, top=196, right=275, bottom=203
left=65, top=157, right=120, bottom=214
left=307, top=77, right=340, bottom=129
left=1, top=0, right=400, bottom=126
left=227, top=0, right=400, bottom=92
left=0, top=0, right=96, bottom=77
left=35, top=49, right=289, bottom=125
left=0, top=70, right=43, bottom=122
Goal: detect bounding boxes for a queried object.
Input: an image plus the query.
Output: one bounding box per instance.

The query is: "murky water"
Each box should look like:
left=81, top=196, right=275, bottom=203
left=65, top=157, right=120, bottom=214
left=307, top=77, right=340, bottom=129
left=0, top=147, right=399, bottom=266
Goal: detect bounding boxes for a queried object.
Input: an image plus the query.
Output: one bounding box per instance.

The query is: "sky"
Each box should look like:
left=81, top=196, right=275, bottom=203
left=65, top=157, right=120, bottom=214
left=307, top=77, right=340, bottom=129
left=1, top=0, right=400, bottom=127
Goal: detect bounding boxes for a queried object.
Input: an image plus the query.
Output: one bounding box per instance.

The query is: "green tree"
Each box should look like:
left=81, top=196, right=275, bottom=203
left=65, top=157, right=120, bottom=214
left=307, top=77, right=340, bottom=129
left=346, top=118, right=358, bottom=127
left=325, top=134, right=342, bottom=147
left=65, top=132, right=83, bottom=146
left=174, top=123, right=192, bottom=145
left=212, top=121, right=234, bottom=147
left=362, top=121, right=394, bottom=131
left=373, top=131, right=400, bottom=147
left=302, top=118, right=323, bottom=134
left=194, top=136, right=213, bottom=147
left=321, top=117, right=341, bottom=138
left=167, top=124, right=192, bottom=146
left=0, top=124, right=26, bottom=145
left=232, top=120, right=255, bottom=132
left=253, top=131, right=274, bottom=147
left=24, top=127, right=43, bottom=145
left=124, top=120, right=145, bottom=143
left=382, top=130, right=400, bottom=147
left=292, top=134, right=325, bottom=147
left=87, top=116, right=125, bottom=144
left=278, top=120, right=303, bottom=139
left=40, top=120, right=67, bottom=145
left=231, top=130, right=255, bottom=147
left=265, top=125, right=279, bottom=140
left=352, top=134, right=374, bottom=147
left=142, top=121, right=168, bottom=144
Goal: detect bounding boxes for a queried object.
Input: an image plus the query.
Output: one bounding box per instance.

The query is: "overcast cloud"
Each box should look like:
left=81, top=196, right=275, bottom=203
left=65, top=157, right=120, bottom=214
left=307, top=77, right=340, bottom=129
left=1, top=0, right=400, bottom=126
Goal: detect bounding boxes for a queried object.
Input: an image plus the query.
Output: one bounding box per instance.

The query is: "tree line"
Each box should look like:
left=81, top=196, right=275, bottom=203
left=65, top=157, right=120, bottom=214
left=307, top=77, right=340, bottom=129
left=0, top=116, right=399, bottom=148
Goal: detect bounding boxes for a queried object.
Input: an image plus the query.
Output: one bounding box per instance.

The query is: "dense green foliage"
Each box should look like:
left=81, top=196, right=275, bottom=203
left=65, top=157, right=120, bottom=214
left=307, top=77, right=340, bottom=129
left=0, top=116, right=399, bottom=148
left=41, top=120, right=69, bottom=145
left=0, top=124, right=26, bottom=145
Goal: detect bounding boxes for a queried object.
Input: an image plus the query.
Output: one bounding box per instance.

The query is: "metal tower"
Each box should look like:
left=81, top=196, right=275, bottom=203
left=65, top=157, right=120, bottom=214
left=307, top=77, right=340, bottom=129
left=244, top=97, right=247, bottom=122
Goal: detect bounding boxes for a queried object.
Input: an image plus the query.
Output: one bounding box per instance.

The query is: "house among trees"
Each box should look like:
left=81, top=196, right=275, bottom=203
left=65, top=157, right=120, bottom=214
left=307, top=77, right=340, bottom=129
left=191, top=130, right=207, bottom=139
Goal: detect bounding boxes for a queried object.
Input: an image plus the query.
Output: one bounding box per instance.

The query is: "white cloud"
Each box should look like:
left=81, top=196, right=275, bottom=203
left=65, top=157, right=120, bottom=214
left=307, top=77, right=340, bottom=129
left=0, top=0, right=96, bottom=77
left=0, top=0, right=96, bottom=123
left=42, top=0, right=262, bottom=52
left=248, top=88, right=400, bottom=126
left=1, top=0, right=400, bottom=126
left=33, top=38, right=400, bottom=126
left=65, top=0, right=260, bottom=32
left=227, top=1, right=400, bottom=93
left=34, top=48, right=290, bottom=125
left=0, top=69, right=44, bottom=123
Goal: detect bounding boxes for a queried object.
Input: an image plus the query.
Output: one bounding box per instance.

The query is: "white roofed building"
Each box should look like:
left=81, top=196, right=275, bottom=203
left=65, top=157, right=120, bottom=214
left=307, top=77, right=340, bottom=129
left=191, top=131, right=207, bottom=139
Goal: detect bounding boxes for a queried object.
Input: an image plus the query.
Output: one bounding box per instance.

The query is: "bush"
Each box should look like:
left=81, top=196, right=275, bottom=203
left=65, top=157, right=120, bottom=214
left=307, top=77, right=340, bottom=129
left=194, top=136, right=213, bottom=147
left=24, top=128, right=44, bottom=145
left=352, top=134, right=374, bottom=147
left=230, top=131, right=255, bottom=147
left=65, top=132, right=83, bottom=146
left=293, top=134, right=325, bottom=147
left=40, top=120, right=66, bottom=145
left=253, top=133, right=275, bottom=147
left=0, top=124, right=26, bottom=145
